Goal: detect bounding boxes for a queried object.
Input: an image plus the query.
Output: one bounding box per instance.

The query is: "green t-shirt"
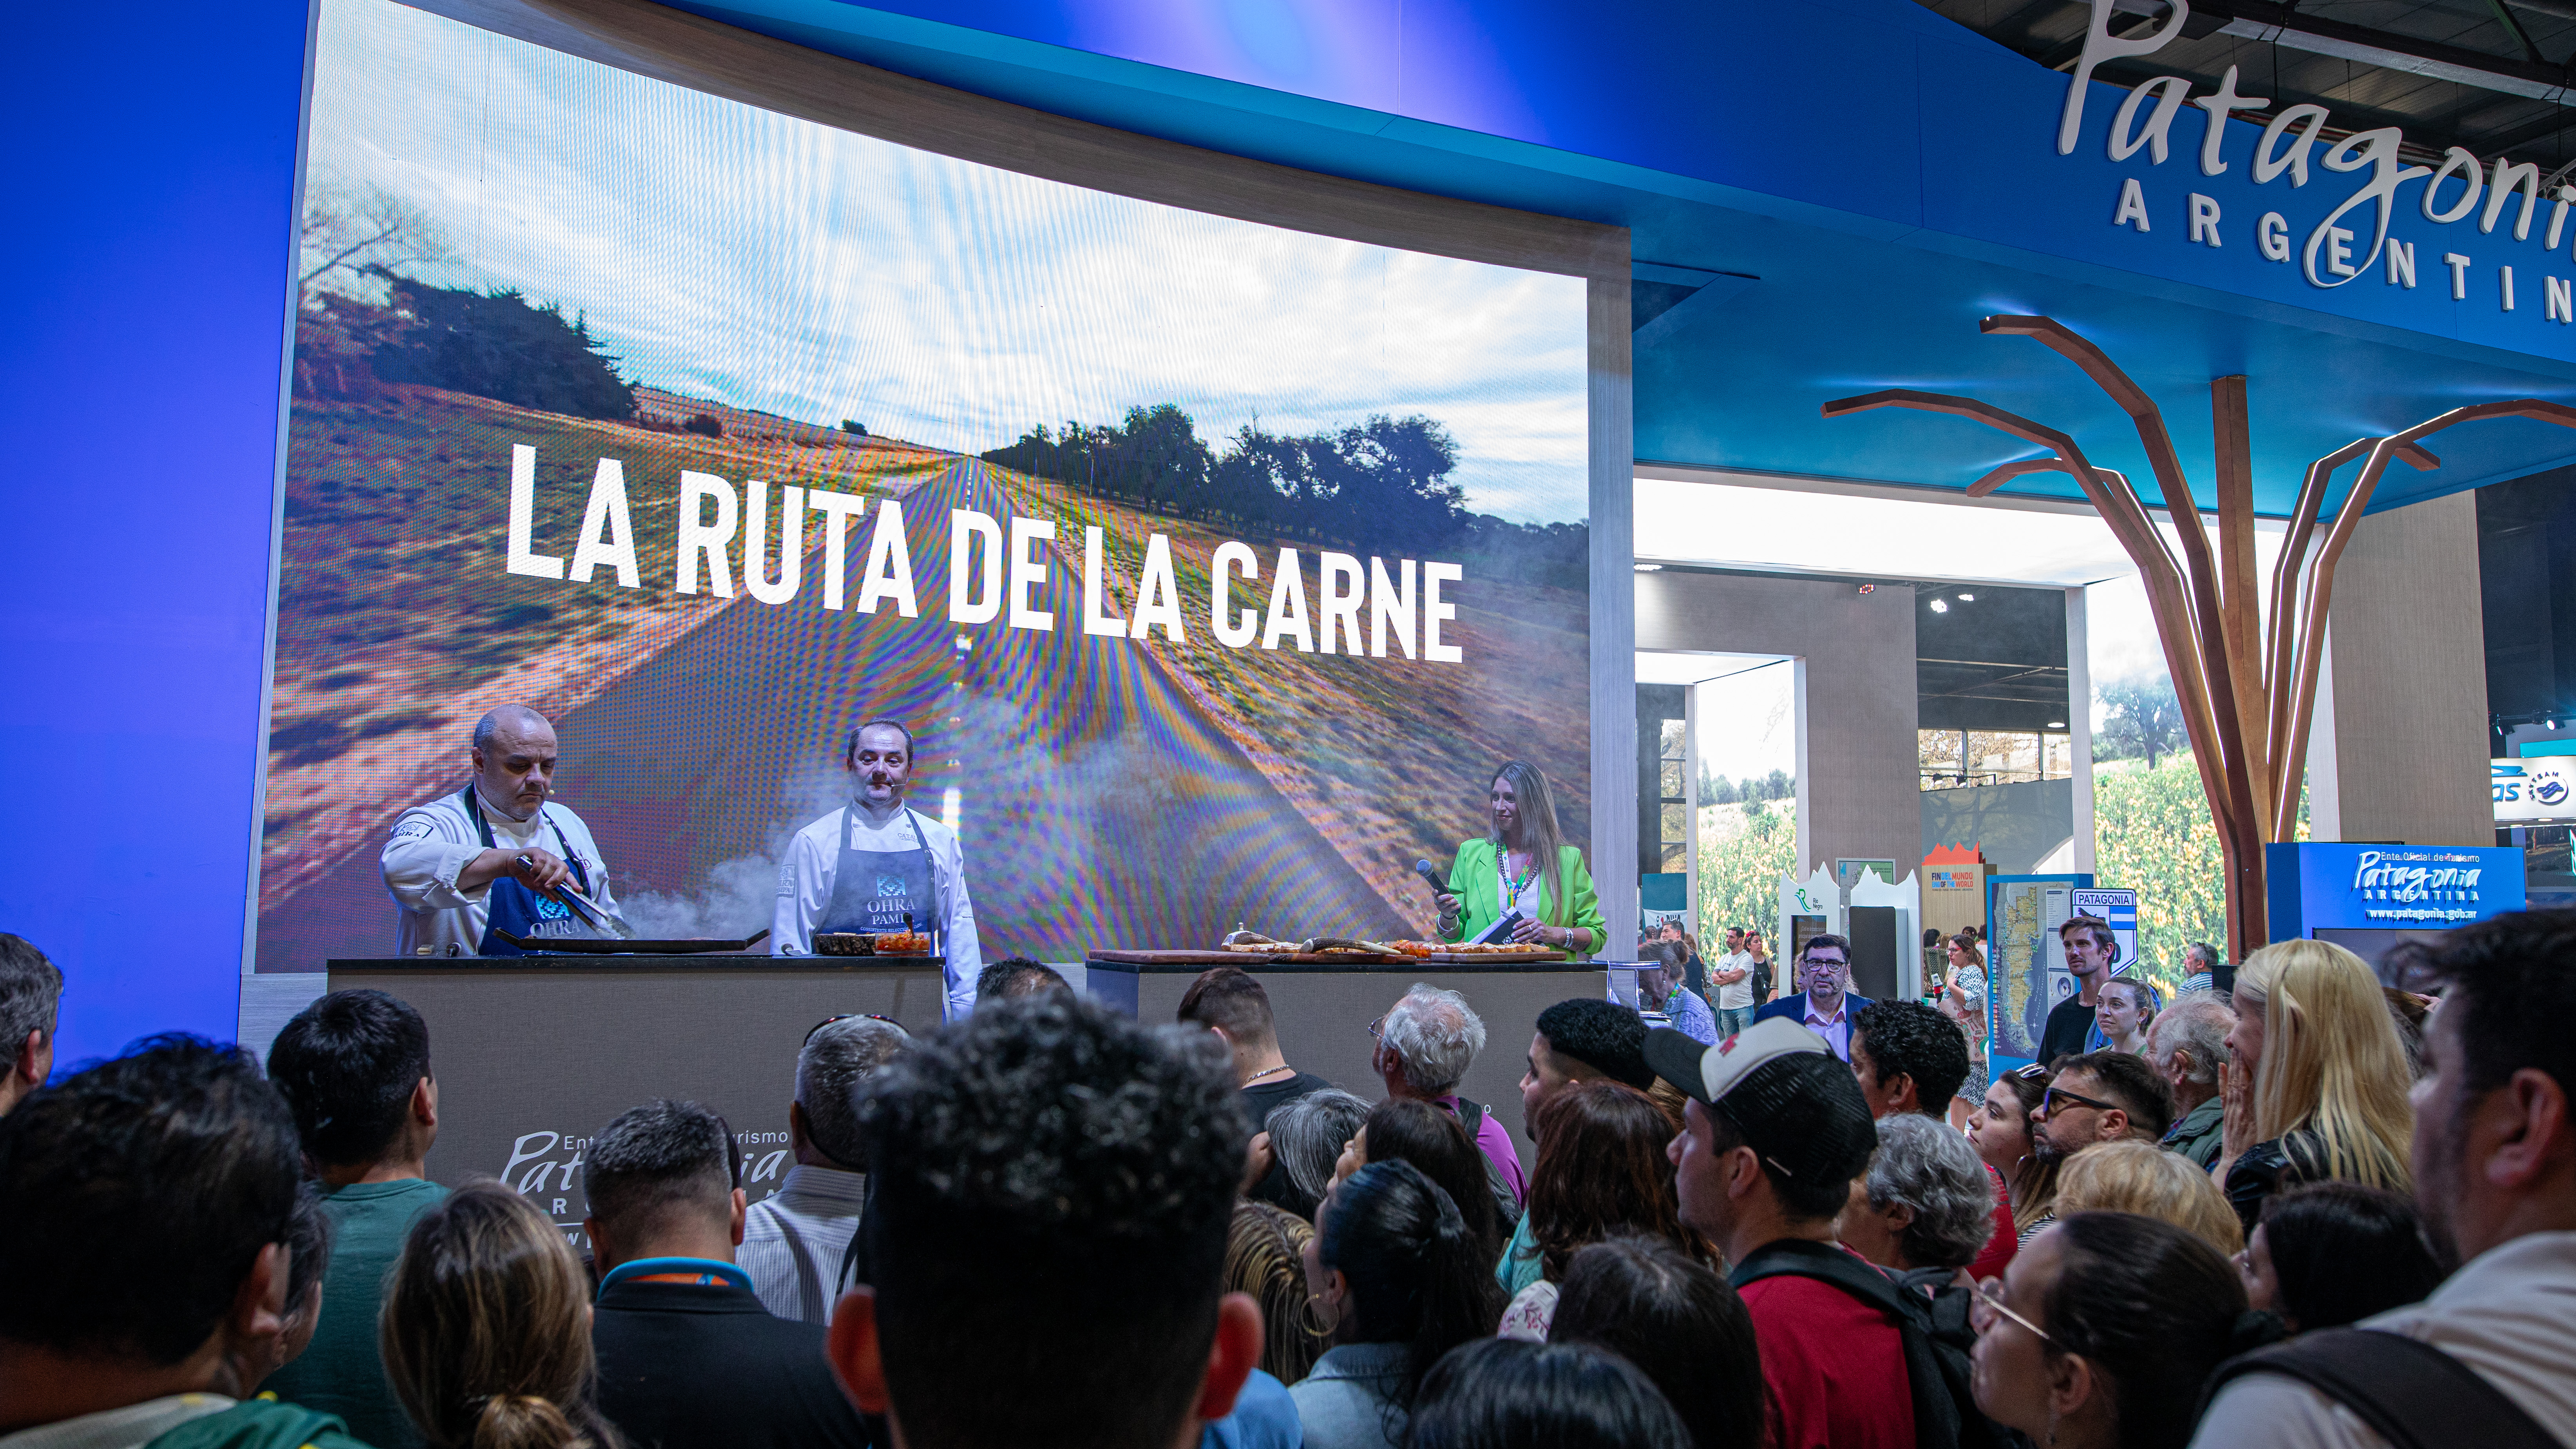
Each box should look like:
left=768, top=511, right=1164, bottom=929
left=263, top=1178, right=449, bottom=1449
left=1495, top=1212, right=1544, bottom=1296
left=148, top=1397, right=376, bottom=1449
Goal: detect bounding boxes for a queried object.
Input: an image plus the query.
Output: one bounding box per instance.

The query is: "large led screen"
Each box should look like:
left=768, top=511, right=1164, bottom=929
left=257, top=0, right=1593, bottom=967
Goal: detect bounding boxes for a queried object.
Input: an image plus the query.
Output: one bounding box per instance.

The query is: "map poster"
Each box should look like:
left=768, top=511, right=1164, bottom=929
left=1984, top=873, right=2093, bottom=1070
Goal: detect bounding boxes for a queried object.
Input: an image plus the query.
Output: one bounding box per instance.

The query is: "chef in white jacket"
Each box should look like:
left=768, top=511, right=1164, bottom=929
left=380, top=704, right=622, bottom=956
left=774, top=718, right=983, bottom=1019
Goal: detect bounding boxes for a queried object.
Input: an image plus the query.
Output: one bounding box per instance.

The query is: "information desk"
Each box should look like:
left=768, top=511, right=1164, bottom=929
left=326, top=955, right=947, bottom=1237
left=1087, top=954, right=1609, bottom=1165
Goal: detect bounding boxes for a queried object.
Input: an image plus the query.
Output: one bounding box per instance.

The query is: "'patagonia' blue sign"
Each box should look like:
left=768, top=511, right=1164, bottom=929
left=2266, top=842, right=2527, bottom=935
left=1972, top=0, right=2576, bottom=361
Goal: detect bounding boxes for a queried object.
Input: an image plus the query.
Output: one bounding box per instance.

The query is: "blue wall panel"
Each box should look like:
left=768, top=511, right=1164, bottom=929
left=0, top=0, right=309, bottom=1068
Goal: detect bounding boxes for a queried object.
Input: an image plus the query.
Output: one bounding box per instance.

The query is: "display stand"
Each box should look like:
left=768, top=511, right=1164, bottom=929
left=1777, top=865, right=1843, bottom=965
left=1849, top=869, right=1924, bottom=1000
left=2265, top=843, right=2527, bottom=987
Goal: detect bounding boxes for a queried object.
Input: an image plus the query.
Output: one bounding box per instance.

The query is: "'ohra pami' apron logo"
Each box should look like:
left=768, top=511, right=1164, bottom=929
left=876, top=875, right=909, bottom=897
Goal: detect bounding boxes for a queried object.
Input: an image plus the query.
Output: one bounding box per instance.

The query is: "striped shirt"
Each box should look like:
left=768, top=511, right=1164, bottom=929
left=739, top=1163, right=869, bottom=1324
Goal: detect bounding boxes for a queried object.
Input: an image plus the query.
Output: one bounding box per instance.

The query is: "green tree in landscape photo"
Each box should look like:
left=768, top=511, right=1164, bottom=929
left=1696, top=800, right=1798, bottom=947
left=2090, top=737, right=2308, bottom=994
left=1698, top=766, right=1793, bottom=806
left=2096, top=674, right=2185, bottom=769
left=368, top=276, right=638, bottom=421
left=982, top=406, right=1587, bottom=589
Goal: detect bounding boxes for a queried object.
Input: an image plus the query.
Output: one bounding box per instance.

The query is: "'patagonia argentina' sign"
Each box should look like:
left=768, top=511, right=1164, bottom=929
left=2265, top=843, right=2527, bottom=935
left=2049, top=0, right=2576, bottom=338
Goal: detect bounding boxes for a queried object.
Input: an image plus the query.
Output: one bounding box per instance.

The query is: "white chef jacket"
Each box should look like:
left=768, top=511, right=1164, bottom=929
left=773, top=799, right=983, bottom=1020
left=379, top=787, right=619, bottom=958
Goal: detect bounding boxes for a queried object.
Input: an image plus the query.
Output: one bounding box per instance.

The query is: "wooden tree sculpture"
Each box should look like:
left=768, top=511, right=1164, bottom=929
left=1825, top=316, right=2576, bottom=959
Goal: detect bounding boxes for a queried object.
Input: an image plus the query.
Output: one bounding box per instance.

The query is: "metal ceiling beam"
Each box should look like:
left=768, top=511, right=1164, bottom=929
left=2080, top=0, right=2576, bottom=104
left=2481, top=104, right=2576, bottom=153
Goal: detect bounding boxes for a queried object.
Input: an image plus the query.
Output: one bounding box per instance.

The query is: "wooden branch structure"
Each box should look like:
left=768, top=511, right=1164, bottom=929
left=1825, top=315, right=2576, bottom=958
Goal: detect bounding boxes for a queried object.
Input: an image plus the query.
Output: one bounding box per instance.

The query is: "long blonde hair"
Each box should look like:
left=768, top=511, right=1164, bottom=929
left=1488, top=760, right=1573, bottom=927
left=381, top=1182, right=622, bottom=1449
left=2235, top=941, right=2413, bottom=1195
left=2055, top=1139, right=2243, bottom=1255
left=1226, top=1201, right=1329, bottom=1385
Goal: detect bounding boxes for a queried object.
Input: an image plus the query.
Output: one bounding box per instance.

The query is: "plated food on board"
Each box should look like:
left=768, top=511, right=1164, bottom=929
left=814, top=932, right=934, bottom=957
left=1218, top=929, right=1408, bottom=956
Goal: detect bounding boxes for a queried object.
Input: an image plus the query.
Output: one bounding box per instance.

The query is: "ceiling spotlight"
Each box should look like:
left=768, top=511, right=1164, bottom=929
left=2048, top=721, right=2067, bottom=728
left=1634, top=562, right=1664, bottom=572
left=1928, top=598, right=1950, bottom=613
left=1957, top=592, right=1975, bottom=601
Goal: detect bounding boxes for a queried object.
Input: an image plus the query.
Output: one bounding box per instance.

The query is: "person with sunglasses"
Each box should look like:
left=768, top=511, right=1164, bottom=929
left=2029, top=1051, right=2174, bottom=1173
left=1968, top=1212, right=2252, bottom=1449
left=586, top=1099, right=869, bottom=1449
left=740, top=1015, right=914, bottom=1326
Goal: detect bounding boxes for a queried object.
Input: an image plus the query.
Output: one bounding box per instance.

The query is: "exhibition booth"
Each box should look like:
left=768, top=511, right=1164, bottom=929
left=23, top=0, right=2576, bottom=1208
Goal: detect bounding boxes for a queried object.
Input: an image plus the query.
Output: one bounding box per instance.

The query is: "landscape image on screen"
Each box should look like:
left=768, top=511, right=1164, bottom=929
left=257, top=0, right=1593, bottom=968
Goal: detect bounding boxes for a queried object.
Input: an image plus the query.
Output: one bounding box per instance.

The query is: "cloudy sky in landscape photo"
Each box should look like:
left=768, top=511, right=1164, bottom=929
left=302, top=0, right=1590, bottom=525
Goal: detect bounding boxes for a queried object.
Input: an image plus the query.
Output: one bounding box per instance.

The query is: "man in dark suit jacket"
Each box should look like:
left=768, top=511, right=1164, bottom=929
left=585, top=1099, right=870, bottom=1449
left=1750, top=933, right=1874, bottom=1062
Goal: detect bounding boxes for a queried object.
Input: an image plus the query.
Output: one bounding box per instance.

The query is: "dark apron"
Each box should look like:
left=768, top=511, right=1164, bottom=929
left=816, top=804, right=939, bottom=949
left=465, top=786, right=595, bottom=956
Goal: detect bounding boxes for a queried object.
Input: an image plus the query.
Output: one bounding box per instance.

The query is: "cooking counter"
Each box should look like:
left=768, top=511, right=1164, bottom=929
left=328, top=950, right=1619, bottom=1230
left=326, top=955, right=949, bottom=1239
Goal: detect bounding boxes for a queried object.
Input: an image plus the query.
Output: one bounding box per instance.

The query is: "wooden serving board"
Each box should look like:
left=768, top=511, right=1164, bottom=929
left=1088, top=948, right=1410, bottom=966
left=1419, top=950, right=1570, bottom=964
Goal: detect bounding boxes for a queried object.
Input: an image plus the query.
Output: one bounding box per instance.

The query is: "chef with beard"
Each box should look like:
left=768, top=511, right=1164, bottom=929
left=774, top=718, right=983, bottom=1019
left=380, top=704, right=623, bottom=956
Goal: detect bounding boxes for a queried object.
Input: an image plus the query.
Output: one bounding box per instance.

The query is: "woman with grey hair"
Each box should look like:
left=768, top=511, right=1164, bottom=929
left=1370, top=984, right=1526, bottom=1204
left=1836, top=1114, right=1996, bottom=1289
left=1266, top=1088, right=1372, bottom=1220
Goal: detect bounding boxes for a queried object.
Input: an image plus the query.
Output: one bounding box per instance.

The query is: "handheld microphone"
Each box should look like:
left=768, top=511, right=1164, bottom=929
left=1414, top=859, right=1451, bottom=894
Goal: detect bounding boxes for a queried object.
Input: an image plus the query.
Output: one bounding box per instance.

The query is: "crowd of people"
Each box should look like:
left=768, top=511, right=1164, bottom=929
left=3, top=905, right=2576, bottom=1449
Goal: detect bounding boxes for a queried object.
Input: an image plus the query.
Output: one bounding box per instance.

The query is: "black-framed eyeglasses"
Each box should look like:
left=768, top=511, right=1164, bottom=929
left=2040, top=1084, right=2118, bottom=1116
left=806, top=1012, right=901, bottom=1045
left=1970, top=1279, right=2053, bottom=1343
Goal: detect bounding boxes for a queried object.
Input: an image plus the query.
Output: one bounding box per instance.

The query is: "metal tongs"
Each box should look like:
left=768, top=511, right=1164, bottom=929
left=516, top=853, right=639, bottom=940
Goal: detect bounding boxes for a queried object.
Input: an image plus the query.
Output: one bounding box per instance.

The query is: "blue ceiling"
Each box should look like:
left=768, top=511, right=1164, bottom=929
left=663, top=0, right=2576, bottom=517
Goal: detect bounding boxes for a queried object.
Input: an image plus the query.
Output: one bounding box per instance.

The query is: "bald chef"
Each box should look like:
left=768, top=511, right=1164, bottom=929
left=775, top=718, right=983, bottom=1019
left=381, top=704, right=623, bottom=956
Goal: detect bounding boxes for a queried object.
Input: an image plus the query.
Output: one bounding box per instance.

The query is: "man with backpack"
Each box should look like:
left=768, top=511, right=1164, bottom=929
left=2193, top=912, right=2576, bottom=1447
left=1653, top=1017, right=1995, bottom=1449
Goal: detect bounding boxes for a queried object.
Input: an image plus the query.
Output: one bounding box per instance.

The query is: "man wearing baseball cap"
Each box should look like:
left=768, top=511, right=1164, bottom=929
left=1653, top=1018, right=1972, bottom=1449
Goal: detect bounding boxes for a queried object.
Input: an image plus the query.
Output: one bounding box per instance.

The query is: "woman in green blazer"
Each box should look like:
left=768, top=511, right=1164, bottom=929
left=1433, top=760, right=1605, bottom=956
